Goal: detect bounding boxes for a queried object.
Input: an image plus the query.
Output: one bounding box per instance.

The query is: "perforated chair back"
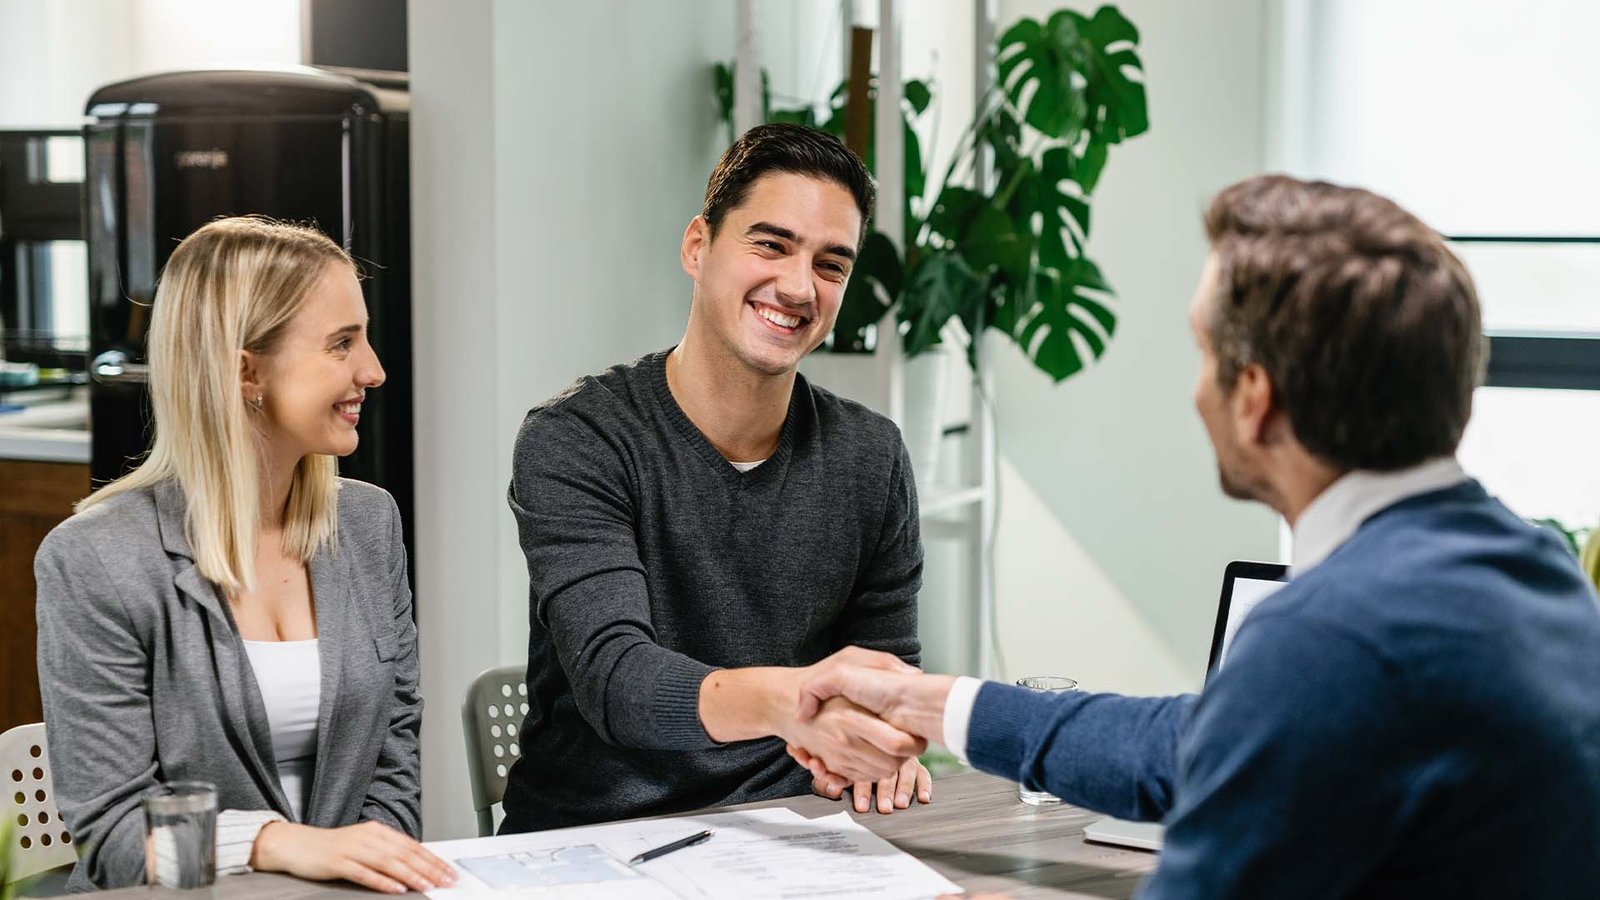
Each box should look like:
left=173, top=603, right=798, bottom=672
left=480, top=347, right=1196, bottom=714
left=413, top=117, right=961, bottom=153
left=1, top=723, right=77, bottom=884
left=461, top=665, right=529, bottom=836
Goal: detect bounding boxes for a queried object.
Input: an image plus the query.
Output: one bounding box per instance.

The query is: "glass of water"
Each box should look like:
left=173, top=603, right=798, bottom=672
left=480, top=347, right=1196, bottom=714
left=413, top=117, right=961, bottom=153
left=144, top=781, right=217, bottom=888
left=1015, top=676, right=1080, bottom=806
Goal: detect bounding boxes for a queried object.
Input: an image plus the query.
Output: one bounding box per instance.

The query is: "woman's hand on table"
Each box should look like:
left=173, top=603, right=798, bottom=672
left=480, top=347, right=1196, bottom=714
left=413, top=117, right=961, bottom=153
left=250, top=820, right=457, bottom=894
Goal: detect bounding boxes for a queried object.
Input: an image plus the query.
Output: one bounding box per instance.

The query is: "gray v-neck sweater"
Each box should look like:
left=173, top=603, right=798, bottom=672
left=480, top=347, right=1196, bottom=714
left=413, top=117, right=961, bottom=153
left=501, top=349, right=922, bottom=832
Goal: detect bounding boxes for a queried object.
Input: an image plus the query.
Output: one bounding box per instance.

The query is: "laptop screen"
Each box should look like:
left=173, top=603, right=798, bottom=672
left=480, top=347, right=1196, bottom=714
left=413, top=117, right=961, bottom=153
left=1205, top=561, right=1289, bottom=678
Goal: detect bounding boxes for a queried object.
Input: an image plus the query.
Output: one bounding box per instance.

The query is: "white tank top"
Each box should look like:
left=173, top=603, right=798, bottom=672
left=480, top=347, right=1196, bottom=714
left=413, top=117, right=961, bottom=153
left=242, top=639, right=321, bottom=821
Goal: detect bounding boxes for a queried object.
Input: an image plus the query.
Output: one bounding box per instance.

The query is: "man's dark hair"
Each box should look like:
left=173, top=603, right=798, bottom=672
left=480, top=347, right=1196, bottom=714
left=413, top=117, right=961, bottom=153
left=702, top=123, right=875, bottom=243
left=1203, top=175, right=1487, bottom=471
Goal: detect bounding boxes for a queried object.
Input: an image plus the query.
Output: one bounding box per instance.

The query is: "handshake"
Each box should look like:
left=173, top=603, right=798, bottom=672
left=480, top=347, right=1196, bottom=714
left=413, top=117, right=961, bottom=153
left=774, top=647, right=959, bottom=814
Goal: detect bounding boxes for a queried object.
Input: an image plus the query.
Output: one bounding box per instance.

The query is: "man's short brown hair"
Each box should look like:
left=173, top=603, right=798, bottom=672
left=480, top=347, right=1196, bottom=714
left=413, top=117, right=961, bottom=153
left=702, top=123, right=874, bottom=245
left=1203, top=175, right=1487, bottom=471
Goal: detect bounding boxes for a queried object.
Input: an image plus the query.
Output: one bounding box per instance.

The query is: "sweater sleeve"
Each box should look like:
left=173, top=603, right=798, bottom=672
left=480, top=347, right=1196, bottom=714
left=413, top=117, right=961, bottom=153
left=358, top=492, right=423, bottom=836
left=831, top=435, right=923, bottom=666
left=508, top=407, right=717, bottom=751
left=35, top=524, right=160, bottom=889
left=965, top=683, right=1193, bottom=822
left=213, top=809, right=286, bottom=875
left=1139, top=614, right=1404, bottom=900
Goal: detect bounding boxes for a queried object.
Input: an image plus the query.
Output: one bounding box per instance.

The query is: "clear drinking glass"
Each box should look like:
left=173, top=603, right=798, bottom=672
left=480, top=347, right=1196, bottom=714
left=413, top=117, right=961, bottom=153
left=144, top=781, right=217, bottom=888
left=1015, top=676, right=1080, bottom=806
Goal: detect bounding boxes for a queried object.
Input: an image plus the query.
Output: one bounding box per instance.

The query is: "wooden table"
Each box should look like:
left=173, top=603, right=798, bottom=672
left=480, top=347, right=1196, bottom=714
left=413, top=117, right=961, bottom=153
left=95, top=772, right=1158, bottom=898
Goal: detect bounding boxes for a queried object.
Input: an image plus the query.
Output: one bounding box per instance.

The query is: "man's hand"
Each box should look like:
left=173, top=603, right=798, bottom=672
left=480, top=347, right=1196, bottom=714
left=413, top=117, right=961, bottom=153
left=795, top=663, right=958, bottom=744
left=699, top=646, right=926, bottom=783
left=781, top=648, right=928, bottom=783
left=805, top=646, right=922, bottom=688
left=803, top=753, right=932, bottom=813
left=779, top=695, right=925, bottom=783
left=785, top=655, right=958, bottom=804
left=250, top=821, right=457, bottom=894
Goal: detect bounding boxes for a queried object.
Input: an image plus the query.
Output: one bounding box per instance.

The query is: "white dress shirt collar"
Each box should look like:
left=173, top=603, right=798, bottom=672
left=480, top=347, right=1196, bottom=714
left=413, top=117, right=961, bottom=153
left=940, top=457, right=1472, bottom=764
left=1291, top=456, right=1469, bottom=574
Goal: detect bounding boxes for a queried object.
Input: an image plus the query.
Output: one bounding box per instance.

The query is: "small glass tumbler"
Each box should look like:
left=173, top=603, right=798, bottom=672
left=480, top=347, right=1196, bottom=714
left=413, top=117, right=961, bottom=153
left=1015, top=675, right=1080, bottom=806
left=144, top=781, right=217, bottom=888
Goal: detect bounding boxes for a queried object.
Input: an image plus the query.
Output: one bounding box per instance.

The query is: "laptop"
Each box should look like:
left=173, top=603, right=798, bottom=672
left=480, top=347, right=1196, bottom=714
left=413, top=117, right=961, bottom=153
left=1082, top=560, right=1290, bottom=852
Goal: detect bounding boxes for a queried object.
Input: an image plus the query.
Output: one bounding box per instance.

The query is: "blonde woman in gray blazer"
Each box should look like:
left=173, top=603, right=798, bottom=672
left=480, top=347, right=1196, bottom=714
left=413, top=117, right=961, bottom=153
left=34, top=218, right=455, bottom=893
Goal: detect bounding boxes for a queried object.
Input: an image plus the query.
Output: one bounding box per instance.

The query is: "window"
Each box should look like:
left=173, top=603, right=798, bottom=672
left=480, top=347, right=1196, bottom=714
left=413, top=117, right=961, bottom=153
left=1281, top=0, right=1600, bottom=527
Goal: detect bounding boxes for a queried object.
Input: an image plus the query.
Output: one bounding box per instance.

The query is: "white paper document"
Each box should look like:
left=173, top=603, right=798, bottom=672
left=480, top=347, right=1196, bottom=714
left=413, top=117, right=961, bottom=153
left=425, top=808, right=962, bottom=900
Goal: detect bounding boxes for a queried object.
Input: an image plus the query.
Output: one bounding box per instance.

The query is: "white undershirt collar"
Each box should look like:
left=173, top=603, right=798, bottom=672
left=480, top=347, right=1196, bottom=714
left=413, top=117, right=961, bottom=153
left=1291, top=456, right=1468, bottom=574
left=942, top=456, right=1471, bottom=766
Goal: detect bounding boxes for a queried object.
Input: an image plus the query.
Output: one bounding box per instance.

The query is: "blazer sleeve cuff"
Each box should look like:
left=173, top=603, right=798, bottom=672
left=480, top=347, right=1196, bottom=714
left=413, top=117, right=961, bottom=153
left=215, top=809, right=286, bottom=875
left=965, top=682, right=1046, bottom=780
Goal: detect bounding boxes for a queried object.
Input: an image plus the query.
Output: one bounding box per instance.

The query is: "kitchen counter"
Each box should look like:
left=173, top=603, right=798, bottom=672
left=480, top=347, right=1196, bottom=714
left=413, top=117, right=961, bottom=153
left=0, top=397, right=90, bottom=463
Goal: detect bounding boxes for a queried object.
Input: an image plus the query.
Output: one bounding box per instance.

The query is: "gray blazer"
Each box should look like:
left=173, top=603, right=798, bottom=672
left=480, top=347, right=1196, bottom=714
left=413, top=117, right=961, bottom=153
left=34, top=478, right=421, bottom=891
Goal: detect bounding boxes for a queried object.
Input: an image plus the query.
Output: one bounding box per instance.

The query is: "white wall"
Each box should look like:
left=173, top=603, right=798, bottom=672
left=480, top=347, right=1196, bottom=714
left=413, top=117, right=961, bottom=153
left=409, top=0, right=736, bottom=840
left=988, top=0, right=1280, bottom=694
left=0, top=0, right=300, bottom=127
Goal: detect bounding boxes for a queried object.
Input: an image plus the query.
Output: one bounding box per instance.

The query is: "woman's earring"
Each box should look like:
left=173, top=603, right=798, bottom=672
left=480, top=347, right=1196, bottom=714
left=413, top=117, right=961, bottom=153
left=251, top=393, right=264, bottom=410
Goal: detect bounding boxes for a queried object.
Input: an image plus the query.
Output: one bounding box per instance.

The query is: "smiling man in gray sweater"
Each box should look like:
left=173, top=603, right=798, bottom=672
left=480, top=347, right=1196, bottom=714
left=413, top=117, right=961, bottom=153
left=499, top=124, right=929, bottom=833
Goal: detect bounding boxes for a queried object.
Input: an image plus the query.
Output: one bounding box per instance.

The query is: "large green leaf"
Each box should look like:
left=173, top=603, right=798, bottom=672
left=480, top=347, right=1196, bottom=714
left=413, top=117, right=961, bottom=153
left=926, top=186, right=984, bottom=241
left=962, top=206, right=1033, bottom=282
left=998, top=12, right=1090, bottom=141
left=1010, top=262, right=1119, bottom=382
left=997, top=5, right=1148, bottom=146
left=898, top=251, right=985, bottom=357
left=979, top=103, right=1027, bottom=184
left=925, top=186, right=1030, bottom=283
left=832, top=230, right=903, bottom=352
left=1076, top=137, right=1109, bottom=194
left=1027, top=146, right=1090, bottom=271
left=1082, top=7, right=1149, bottom=141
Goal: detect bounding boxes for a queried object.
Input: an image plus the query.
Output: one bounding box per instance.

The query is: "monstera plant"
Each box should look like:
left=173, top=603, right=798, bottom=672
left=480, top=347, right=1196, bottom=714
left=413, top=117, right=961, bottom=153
left=716, top=5, right=1148, bottom=382
left=1535, top=517, right=1600, bottom=592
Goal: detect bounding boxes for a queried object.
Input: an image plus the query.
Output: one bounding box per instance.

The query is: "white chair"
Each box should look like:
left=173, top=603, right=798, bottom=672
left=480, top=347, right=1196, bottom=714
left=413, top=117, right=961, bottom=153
left=461, top=666, right=529, bottom=836
left=1, top=723, right=76, bottom=887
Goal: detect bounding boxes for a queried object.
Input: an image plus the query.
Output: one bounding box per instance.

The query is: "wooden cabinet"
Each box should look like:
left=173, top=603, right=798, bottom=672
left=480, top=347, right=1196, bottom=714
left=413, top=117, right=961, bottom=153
left=0, top=460, right=88, bottom=732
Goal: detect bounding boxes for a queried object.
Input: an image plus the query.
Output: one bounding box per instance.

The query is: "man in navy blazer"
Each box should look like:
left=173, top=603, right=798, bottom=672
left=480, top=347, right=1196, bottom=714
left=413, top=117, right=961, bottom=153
left=787, top=175, right=1600, bottom=897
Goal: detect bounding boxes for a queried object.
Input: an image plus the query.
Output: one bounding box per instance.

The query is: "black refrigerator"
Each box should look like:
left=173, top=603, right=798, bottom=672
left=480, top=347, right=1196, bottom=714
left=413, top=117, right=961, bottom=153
left=83, top=67, right=413, bottom=555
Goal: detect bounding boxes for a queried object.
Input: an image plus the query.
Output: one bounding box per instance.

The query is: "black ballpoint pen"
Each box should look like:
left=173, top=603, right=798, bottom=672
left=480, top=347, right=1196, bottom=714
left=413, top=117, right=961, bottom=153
left=628, top=829, right=715, bottom=865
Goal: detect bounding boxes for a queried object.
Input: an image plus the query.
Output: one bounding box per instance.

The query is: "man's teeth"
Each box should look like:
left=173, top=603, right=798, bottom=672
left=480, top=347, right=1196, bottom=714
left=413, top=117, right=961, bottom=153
left=756, top=306, right=802, bottom=329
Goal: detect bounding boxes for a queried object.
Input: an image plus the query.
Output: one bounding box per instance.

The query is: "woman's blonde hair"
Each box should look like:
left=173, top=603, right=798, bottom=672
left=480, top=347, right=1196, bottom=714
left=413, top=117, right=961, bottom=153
left=78, top=216, right=355, bottom=594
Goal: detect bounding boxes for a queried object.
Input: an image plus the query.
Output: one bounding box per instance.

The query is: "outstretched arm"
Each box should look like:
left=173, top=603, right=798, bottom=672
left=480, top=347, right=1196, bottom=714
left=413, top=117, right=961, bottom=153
left=793, top=665, right=1193, bottom=822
